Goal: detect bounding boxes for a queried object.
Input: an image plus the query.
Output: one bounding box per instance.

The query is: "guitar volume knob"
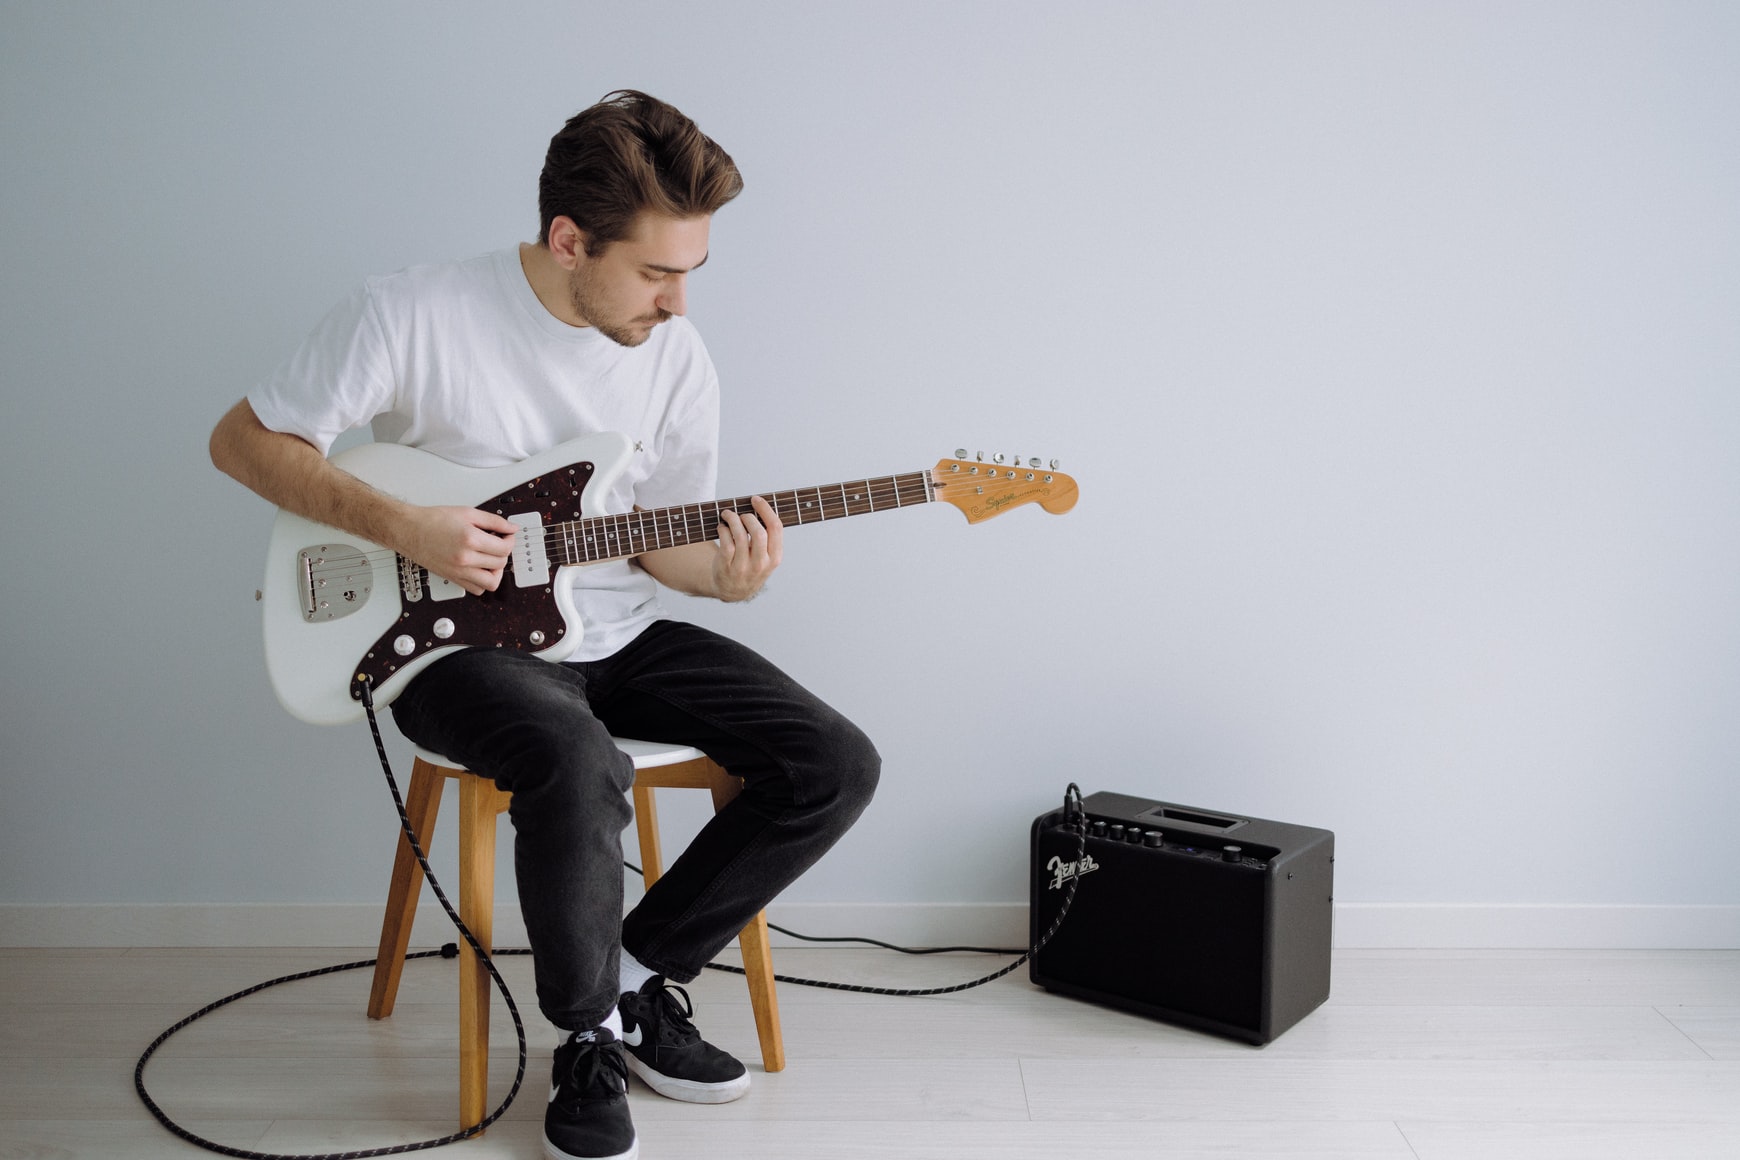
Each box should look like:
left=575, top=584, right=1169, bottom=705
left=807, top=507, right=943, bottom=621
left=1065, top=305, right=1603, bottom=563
left=433, top=618, right=455, bottom=639
left=393, top=635, right=415, bottom=656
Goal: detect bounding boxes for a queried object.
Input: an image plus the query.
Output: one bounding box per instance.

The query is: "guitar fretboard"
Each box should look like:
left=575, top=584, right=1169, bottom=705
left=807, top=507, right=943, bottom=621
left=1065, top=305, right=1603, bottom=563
left=544, top=470, right=935, bottom=564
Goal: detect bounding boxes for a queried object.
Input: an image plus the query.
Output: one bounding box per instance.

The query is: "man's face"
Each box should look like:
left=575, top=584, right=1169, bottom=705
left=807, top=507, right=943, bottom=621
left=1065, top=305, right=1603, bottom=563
left=568, top=212, right=711, bottom=347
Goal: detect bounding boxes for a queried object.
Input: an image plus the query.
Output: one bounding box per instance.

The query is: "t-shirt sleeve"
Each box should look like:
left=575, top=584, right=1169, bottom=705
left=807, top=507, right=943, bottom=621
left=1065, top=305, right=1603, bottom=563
left=636, top=341, right=720, bottom=510
left=247, top=283, right=397, bottom=457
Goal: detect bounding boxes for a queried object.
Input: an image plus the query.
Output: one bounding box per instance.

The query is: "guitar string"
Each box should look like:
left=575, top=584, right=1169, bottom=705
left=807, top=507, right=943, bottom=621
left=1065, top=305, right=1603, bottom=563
left=296, top=468, right=1055, bottom=588
left=296, top=478, right=947, bottom=577
left=308, top=477, right=934, bottom=555
left=546, top=480, right=938, bottom=562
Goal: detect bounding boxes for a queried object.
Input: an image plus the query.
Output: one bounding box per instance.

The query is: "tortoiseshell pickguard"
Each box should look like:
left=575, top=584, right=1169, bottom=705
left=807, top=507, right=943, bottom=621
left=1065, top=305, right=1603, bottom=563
left=348, top=459, right=596, bottom=702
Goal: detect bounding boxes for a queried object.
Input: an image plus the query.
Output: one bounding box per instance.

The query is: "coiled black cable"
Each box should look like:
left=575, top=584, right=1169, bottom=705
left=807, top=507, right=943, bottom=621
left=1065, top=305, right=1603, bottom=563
left=134, top=695, right=1089, bottom=1157
left=134, top=684, right=528, bottom=1159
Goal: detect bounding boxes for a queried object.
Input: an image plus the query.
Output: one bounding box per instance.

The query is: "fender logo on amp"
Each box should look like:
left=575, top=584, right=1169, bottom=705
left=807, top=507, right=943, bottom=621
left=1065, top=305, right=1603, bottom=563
left=1047, top=853, right=1100, bottom=890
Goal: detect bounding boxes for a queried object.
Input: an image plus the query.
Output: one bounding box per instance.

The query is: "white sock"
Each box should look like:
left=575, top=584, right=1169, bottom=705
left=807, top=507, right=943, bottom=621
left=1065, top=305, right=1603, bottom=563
left=569, top=1006, right=622, bottom=1042
left=619, top=949, right=657, bottom=996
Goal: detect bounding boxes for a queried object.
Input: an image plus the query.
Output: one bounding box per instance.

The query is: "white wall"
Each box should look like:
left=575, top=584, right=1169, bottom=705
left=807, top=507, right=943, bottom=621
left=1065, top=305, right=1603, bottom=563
left=3, top=1, right=1736, bottom=947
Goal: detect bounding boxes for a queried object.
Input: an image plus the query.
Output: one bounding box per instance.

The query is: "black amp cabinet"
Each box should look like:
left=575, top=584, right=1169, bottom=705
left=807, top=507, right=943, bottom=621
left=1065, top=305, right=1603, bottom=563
left=1030, top=790, right=1334, bottom=1045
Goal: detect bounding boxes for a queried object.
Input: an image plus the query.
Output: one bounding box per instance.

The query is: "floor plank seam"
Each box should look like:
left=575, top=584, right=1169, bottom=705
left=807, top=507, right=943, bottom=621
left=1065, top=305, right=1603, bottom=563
left=1652, top=1004, right=1718, bottom=1062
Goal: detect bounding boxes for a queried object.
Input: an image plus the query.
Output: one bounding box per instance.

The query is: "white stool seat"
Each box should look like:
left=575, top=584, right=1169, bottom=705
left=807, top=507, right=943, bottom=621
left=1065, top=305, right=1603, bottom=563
left=410, top=737, right=707, bottom=772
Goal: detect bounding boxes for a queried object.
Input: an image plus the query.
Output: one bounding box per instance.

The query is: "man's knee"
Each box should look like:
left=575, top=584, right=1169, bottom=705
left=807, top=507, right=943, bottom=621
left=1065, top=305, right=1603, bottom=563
left=812, top=713, right=881, bottom=818
left=491, top=719, right=635, bottom=804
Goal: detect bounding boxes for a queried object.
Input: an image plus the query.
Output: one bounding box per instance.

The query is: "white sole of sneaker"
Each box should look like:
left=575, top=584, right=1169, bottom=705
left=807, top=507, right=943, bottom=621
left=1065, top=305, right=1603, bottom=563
left=625, top=1054, right=752, bottom=1104
left=544, top=1135, right=637, bottom=1160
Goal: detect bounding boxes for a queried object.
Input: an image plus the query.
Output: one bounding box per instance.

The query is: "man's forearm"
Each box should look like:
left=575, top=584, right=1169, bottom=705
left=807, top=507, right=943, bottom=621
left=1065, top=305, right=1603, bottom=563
left=209, top=398, right=518, bottom=595
left=635, top=543, right=722, bottom=598
left=209, top=399, right=410, bottom=548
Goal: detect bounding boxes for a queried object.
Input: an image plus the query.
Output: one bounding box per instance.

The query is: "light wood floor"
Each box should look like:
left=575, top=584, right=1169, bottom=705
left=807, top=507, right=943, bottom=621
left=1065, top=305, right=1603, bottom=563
left=3, top=944, right=1738, bottom=1158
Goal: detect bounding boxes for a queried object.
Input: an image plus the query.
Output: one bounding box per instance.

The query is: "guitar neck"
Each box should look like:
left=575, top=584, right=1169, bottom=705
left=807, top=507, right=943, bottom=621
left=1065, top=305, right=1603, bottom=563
left=546, top=470, right=936, bottom=565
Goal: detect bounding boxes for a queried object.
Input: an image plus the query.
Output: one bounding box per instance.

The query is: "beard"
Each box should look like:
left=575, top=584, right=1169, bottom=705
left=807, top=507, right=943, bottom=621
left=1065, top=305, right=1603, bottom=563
left=568, top=266, right=670, bottom=348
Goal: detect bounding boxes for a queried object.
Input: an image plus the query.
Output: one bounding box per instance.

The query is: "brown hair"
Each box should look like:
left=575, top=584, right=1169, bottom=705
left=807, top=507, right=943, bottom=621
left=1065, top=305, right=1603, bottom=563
left=538, top=90, right=743, bottom=254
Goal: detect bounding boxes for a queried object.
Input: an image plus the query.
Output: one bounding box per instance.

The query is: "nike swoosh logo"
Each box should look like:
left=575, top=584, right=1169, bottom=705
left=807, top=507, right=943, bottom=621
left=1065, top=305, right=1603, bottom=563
left=549, top=1082, right=561, bottom=1102
left=621, top=1024, right=644, bottom=1047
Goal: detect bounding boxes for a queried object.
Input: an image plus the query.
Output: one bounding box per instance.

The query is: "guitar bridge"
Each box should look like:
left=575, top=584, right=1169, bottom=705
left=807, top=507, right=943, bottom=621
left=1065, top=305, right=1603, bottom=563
left=398, top=555, right=424, bottom=603
left=298, top=544, right=373, bottom=622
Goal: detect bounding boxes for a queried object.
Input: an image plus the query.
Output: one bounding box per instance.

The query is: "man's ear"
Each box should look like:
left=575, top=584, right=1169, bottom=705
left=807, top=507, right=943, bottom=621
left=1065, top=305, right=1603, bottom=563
left=546, top=216, right=591, bottom=270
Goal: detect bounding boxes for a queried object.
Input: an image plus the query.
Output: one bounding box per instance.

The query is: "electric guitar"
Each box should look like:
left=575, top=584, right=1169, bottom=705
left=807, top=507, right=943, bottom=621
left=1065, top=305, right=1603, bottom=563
left=261, top=432, right=1078, bottom=725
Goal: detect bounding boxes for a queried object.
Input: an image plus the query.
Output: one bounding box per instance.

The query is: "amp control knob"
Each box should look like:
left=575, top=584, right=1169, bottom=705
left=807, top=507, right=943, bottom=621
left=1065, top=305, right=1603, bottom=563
left=1143, top=831, right=1164, bottom=848
left=1222, top=845, right=1243, bottom=863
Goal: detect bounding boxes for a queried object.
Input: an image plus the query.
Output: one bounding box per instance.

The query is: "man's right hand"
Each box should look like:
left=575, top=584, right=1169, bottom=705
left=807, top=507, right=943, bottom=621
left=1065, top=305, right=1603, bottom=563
left=399, top=506, right=520, bottom=594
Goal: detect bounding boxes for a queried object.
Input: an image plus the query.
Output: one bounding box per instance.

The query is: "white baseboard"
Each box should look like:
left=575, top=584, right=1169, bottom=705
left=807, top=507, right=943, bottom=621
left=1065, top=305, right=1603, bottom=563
left=0, top=904, right=464, bottom=950
left=2, top=902, right=1736, bottom=950
left=1331, top=903, right=1740, bottom=949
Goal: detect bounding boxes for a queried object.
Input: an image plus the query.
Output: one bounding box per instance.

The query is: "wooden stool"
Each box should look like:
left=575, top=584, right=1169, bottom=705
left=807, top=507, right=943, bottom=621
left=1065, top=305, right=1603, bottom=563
left=366, top=739, right=785, bottom=1130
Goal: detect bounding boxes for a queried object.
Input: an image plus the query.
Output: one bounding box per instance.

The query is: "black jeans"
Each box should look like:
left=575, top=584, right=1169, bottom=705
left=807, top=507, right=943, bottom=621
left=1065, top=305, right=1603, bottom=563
left=389, top=619, right=880, bottom=1031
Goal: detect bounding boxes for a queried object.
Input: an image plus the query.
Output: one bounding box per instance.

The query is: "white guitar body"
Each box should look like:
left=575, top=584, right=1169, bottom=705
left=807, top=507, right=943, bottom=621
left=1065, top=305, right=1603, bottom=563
left=261, top=432, right=633, bottom=726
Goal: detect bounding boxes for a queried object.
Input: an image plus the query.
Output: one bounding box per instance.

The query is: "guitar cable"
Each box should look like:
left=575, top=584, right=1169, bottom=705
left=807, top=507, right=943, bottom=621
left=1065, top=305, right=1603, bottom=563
left=134, top=687, right=1089, bottom=1159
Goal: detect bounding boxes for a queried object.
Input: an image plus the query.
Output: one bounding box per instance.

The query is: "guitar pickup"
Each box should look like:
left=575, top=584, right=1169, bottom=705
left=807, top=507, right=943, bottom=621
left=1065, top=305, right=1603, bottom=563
left=426, top=571, right=465, bottom=602
left=509, top=512, right=550, bottom=587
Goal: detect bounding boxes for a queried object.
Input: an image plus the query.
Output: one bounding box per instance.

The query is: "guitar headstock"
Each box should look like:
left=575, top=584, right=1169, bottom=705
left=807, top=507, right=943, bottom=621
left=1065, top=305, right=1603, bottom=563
left=929, top=451, right=1079, bottom=524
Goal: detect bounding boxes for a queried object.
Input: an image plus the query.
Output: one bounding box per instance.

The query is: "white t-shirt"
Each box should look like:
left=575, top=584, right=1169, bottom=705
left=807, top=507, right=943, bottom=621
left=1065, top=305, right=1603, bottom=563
left=250, top=247, right=720, bottom=660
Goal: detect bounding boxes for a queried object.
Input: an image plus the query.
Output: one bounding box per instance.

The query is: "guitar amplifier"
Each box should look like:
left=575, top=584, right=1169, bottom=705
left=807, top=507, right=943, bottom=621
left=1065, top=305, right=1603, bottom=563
left=1030, top=790, right=1333, bottom=1045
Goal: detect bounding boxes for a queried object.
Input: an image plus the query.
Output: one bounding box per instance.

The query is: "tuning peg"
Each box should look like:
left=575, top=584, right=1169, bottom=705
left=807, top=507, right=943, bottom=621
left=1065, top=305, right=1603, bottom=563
left=1028, top=457, right=1041, bottom=468
left=1049, top=458, right=1059, bottom=470
left=993, top=453, right=1006, bottom=464
left=954, top=448, right=968, bottom=459
left=975, top=450, right=984, bottom=461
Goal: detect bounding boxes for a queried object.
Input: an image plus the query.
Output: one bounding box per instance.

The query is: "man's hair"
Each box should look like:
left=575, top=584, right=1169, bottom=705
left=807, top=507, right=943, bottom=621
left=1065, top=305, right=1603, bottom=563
left=538, top=90, right=743, bottom=254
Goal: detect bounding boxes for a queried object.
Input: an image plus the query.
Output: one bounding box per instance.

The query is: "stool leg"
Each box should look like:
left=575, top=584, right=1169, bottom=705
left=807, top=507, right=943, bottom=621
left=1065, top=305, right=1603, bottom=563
left=703, top=766, right=786, bottom=1073
left=631, top=782, right=663, bottom=888
left=633, top=759, right=788, bottom=1073
left=368, top=759, right=444, bottom=1020
left=737, top=910, right=786, bottom=1072
left=457, top=775, right=499, bottom=1132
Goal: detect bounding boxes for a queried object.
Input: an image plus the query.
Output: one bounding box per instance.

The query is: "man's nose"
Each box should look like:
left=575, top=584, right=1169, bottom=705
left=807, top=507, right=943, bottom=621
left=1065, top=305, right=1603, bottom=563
left=657, top=275, right=687, bottom=317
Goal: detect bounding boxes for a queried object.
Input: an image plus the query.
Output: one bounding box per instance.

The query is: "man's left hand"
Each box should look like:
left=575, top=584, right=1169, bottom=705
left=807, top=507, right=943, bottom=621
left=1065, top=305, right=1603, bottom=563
left=710, top=493, right=783, bottom=601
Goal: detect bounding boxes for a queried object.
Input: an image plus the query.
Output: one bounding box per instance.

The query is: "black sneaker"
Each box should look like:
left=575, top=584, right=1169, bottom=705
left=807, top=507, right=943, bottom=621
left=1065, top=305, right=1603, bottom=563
left=617, top=976, right=751, bottom=1103
left=545, top=1027, right=637, bottom=1160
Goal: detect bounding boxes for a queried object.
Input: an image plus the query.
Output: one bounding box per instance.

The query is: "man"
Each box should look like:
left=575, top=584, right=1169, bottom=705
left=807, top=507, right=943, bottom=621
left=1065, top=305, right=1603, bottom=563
left=210, top=91, right=880, bottom=1160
